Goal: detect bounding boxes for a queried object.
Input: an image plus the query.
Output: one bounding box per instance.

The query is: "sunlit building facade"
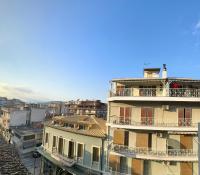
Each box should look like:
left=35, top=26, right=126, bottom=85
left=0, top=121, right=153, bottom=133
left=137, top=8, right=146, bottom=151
left=38, top=115, right=108, bottom=175
left=107, top=65, right=199, bottom=175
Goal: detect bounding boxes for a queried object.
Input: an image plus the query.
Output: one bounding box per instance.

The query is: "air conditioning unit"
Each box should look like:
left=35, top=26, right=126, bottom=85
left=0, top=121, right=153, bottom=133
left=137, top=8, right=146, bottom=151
left=163, top=105, right=170, bottom=111
left=163, top=161, right=170, bottom=165
left=157, top=133, right=164, bottom=138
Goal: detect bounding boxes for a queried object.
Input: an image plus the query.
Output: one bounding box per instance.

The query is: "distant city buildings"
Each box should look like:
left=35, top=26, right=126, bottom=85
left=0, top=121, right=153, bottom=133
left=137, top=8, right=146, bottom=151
left=0, top=97, right=108, bottom=175
left=64, top=100, right=107, bottom=119
left=0, top=106, right=46, bottom=144
left=0, top=97, right=25, bottom=108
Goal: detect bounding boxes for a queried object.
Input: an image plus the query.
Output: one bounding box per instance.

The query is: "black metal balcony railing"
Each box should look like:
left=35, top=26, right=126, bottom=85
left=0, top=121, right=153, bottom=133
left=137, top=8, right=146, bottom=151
left=110, top=116, right=197, bottom=128
left=110, top=88, right=200, bottom=98
left=112, top=144, right=197, bottom=158
left=169, top=88, right=200, bottom=97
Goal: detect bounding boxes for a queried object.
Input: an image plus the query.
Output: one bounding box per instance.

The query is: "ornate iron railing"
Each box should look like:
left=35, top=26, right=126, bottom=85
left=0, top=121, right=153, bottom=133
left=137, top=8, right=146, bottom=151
left=110, top=116, right=197, bottom=127
left=111, top=144, right=197, bottom=158
left=110, top=88, right=200, bottom=98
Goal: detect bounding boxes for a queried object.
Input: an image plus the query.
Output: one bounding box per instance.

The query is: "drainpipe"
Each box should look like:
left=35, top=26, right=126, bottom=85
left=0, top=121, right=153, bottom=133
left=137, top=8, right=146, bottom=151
left=101, top=138, right=105, bottom=175
left=198, top=123, right=200, bottom=175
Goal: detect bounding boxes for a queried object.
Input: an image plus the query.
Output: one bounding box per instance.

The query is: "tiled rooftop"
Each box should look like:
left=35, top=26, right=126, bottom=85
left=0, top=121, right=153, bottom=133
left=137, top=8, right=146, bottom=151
left=46, top=115, right=107, bottom=138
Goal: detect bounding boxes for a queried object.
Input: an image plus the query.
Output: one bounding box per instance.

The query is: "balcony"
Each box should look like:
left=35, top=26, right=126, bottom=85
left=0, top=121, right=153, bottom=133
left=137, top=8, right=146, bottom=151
left=51, top=148, right=76, bottom=167
left=108, top=88, right=200, bottom=102
left=91, top=161, right=100, bottom=170
left=111, top=144, right=198, bottom=162
left=110, top=171, right=130, bottom=175
left=107, top=116, right=197, bottom=131
left=77, top=157, right=83, bottom=164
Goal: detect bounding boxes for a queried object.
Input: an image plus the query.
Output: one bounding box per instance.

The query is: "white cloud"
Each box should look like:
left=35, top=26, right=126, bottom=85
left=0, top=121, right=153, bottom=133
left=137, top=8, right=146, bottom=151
left=195, top=21, right=200, bottom=30
left=193, top=20, right=200, bottom=35
left=0, top=82, right=51, bottom=102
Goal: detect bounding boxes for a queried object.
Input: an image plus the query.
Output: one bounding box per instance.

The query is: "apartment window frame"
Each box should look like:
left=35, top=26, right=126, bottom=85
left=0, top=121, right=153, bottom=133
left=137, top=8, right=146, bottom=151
left=91, top=146, right=100, bottom=163
left=178, top=108, right=192, bottom=126
left=119, top=107, right=132, bottom=124
left=23, top=134, right=35, bottom=141
left=141, top=107, right=154, bottom=125
left=58, top=137, right=64, bottom=155
left=76, top=142, right=84, bottom=163
left=52, top=136, right=56, bottom=148
left=78, top=124, right=85, bottom=130
left=68, top=140, right=76, bottom=159
left=45, top=133, right=49, bottom=144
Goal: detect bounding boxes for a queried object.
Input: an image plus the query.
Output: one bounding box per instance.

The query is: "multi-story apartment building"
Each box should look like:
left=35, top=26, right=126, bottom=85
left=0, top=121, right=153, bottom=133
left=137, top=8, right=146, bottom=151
left=65, top=100, right=107, bottom=119
left=38, top=115, right=108, bottom=175
left=107, top=65, right=199, bottom=175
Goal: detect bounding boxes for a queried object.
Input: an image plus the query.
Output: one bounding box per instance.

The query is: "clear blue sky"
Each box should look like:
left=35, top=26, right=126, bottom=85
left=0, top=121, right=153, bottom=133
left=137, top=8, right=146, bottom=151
left=0, top=0, right=200, bottom=102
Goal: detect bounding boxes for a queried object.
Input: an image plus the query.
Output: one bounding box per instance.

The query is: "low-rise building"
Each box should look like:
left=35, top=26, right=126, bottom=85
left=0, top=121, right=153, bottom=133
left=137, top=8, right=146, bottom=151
left=38, top=115, right=109, bottom=175
left=11, top=126, right=43, bottom=155
left=0, top=106, right=46, bottom=142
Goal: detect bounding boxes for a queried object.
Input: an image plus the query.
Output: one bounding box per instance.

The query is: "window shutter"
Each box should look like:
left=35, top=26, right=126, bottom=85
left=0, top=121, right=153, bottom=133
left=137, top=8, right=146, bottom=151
left=125, top=107, right=131, bottom=124
left=178, top=108, right=184, bottom=126
left=185, top=108, right=192, bottom=126
left=141, top=108, right=146, bottom=124
left=120, top=107, right=125, bottom=117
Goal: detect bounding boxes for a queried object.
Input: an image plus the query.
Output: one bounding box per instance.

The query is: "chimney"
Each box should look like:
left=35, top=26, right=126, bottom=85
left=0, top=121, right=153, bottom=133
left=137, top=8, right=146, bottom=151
left=162, top=64, right=167, bottom=78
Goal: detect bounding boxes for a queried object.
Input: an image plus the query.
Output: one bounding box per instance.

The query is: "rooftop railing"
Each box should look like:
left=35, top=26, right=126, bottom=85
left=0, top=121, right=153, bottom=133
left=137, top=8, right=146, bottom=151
left=111, top=144, right=197, bottom=159
left=109, top=116, right=197, bottom=128
left=110, top=88, right=200, bottom=98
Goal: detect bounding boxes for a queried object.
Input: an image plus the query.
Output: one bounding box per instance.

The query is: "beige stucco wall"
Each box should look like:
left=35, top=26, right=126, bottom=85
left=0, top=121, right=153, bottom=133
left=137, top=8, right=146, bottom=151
left=109, top=102, right=200, bottom=126
left=43, top=126, right=107, bottom=171
left=150, top=161, right=180, bottom=175
left=191, top=108, right=200, bottom=124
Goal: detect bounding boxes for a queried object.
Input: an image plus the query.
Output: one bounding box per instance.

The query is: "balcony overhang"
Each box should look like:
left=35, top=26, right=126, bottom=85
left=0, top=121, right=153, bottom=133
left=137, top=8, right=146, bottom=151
left=108, top=96, right=200, bottom=102
left=110, top=151, right=198, bottom=162
left=106, top=123, right=198, bottom=132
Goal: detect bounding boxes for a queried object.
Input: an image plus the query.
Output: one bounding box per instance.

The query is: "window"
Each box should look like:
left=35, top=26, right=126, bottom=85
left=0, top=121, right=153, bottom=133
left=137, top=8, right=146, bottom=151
left=68, top=141, right=75, bottom=158
left=77, top=143, right=84, bottom=158
left=119, top=107, right=131, bottom=124
left=178, top=108, right=192, bottom=126
left=53, top=136, right=56, bottom=147
left=69, top=124, right=74, bottom=128
left=64, top=123, right=69, bottom=127
left=79, top=125, right=85, bottom=130
left=23, top=134, right=35, bottom=141
left=141, top=107, right=154, bottom=125
left=120, top=157, right=127, bottom=173
left=92, top=147, right=100, bottom=162
left=45, top=133, right=49, bottom=144
left=58, top=138, right=63, bottom=154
